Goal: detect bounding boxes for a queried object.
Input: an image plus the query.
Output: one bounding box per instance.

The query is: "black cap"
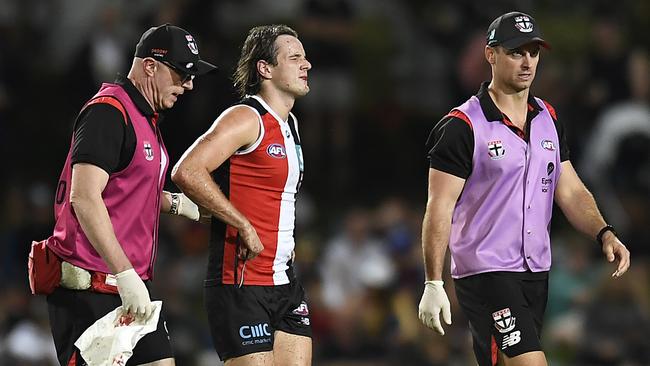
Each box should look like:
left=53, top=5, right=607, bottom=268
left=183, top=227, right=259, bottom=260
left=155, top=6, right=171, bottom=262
left=486, top=12, right=550, bottom=50
left=135, top=24, right=217, bottom=76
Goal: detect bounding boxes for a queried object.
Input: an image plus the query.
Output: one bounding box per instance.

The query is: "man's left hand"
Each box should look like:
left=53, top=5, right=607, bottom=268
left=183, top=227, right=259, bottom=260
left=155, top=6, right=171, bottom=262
left=602, top=232, right=630, bottom=278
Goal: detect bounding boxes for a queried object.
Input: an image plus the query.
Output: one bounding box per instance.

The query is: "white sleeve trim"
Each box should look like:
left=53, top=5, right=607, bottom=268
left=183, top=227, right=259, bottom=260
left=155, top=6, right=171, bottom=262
left=232, top=104, right=265, bottom=155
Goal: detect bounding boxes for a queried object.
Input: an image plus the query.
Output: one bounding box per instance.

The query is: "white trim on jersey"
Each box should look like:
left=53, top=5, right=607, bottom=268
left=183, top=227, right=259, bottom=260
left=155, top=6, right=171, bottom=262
left=207, top=104, right=266, bottom=156
left=221, top=104, right=266, bottom=155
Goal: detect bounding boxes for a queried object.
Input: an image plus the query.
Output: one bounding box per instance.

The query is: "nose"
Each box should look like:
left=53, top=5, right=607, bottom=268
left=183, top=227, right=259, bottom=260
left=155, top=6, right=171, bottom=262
left=303, top=59, right=312, bottom=71
left=521, top=54, right=531, bottom=69
left=183, top=79, right=194, bottom=91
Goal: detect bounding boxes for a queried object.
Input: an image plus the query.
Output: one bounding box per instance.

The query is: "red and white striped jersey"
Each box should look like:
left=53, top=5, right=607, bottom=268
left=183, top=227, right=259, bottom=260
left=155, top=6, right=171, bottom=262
left=206, top=95, right=304, bottom=286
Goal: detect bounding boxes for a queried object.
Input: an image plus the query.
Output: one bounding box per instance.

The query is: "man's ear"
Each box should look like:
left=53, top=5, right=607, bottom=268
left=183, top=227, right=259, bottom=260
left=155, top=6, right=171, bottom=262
left=257, top=60, right=272, bottom=80
left=143, top=58, right=157, bottom=77
left=485, top=46, right=496, bottom=65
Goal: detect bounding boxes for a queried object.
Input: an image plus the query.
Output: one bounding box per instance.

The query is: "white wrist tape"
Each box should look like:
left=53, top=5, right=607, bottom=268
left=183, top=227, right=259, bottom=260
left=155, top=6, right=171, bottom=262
left=170, top=193, right=200, bottom=221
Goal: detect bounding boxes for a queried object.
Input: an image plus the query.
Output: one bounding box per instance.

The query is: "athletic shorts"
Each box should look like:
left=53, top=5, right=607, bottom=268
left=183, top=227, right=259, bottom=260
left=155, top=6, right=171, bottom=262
left=47, top=286, right=173, bottom=366
left=454, top=271, right=548, bottom=365
left=204, top=280, right=312, bottom=361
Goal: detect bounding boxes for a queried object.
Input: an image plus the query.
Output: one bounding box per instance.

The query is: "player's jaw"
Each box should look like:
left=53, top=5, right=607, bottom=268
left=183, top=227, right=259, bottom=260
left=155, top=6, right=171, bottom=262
left=296, top=72, right=310, bottom=96
left=275, top=72, right=310, bottom=98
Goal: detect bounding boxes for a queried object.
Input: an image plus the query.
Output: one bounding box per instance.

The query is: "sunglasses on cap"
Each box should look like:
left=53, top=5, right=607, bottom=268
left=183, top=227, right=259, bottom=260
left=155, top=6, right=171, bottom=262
left=160, top=60, right=195, bottom=84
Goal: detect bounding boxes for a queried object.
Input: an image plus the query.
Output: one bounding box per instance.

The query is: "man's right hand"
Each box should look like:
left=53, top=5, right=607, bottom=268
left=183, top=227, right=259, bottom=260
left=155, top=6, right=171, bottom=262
left=418, top=280, right=452, bottom=335
left=115, top=268, right=154, bottom=319
left=238, top=224, right=264, bottom=260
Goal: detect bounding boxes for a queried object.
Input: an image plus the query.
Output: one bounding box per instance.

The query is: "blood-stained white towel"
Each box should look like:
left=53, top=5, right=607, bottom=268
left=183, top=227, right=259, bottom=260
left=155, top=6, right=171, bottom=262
left=74, top=301, right=162, bottom=366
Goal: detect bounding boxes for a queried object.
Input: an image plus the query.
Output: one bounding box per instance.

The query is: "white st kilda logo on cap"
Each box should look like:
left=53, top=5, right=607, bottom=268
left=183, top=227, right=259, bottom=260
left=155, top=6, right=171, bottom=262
left=185, top=34, right=199, bottom=55
left=514, top=15, right=534, bottom=33
left=143, top=141, right=154, bottom=161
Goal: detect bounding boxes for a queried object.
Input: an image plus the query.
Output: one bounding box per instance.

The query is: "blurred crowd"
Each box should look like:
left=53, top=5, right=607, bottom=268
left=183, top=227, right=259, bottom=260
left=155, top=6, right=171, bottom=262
left=1, top=0, right=649, bottom=365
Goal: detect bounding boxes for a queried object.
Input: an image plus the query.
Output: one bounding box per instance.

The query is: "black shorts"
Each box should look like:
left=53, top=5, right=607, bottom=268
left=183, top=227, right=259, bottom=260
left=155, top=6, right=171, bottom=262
left=204, top=280, right=312, bottom=361
left=47, top=287, right=173, bottom=366
left=454, top=271, right=548, bottom=365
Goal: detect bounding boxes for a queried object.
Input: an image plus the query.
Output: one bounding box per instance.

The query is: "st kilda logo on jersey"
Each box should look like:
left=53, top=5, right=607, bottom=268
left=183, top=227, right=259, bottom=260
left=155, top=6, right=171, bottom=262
left=143, top=141, right=154, bottom=161
left=266, top=143, right=287, bottom=159
left=487, top=140, right=506, bottom=160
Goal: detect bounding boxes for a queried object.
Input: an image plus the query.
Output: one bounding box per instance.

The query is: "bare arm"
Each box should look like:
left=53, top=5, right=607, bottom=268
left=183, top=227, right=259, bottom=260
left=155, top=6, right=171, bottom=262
left=422, top=168, right=466, bottom=280
left=171, top=106, right=263, bottom=257
left=554, top=161, right=608, bottom=237
left=70, top=163, right=131, bottom=274
left=555, top=161, right=630, bottom=277
left=418, top=168, right=465, bottom=334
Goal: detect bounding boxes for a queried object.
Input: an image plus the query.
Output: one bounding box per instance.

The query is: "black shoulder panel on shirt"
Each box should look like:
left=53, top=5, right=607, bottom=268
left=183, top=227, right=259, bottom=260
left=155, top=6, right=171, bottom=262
left=71, top=103, right=135, bottom=174
left=239, top=97, right=267, bottom=116
left=426, top=115, right=475, bottom=179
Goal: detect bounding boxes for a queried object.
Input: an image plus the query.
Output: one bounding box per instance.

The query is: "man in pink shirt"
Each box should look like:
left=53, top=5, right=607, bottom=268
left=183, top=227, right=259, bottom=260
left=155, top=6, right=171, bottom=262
left=43, top=24, right=215, bottom=366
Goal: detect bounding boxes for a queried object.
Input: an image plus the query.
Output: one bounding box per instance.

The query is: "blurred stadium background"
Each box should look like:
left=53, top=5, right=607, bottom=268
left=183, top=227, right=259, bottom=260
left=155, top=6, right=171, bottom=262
left=1, top=0, right=649, bottom=365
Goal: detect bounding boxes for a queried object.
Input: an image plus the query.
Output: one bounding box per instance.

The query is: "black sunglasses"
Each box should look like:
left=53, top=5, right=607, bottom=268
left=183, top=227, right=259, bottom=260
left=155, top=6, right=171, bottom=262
left=160, top=60, right=195, bottom=84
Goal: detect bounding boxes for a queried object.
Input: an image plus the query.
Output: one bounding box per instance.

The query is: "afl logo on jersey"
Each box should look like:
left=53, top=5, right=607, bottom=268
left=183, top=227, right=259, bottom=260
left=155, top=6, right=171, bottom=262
left=143, top=141, right=155, bottom=161
left=541, top=140, right=556, bottom=151
left=266, top=143, right=286, bottom=159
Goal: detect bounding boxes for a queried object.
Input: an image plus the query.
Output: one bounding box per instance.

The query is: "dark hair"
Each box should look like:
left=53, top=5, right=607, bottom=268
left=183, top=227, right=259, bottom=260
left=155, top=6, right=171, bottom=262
left=233, top=24, right=298, bottom=98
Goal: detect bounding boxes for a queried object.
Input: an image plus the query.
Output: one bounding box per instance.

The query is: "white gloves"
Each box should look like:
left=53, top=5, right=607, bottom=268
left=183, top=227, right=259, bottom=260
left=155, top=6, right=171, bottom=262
left=418, top=280, right=452, bottom=335
left=170, top=192, right=200, bottom=221
left=115, top=269, right=153, bottom=319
